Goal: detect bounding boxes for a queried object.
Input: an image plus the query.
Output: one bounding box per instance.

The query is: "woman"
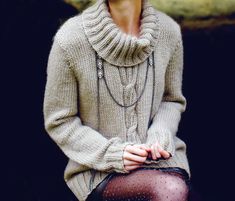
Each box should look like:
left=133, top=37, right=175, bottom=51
left=43, top=0, right=191, bottom=200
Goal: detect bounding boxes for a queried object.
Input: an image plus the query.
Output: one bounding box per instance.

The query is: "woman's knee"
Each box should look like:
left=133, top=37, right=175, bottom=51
left=149, top=172, right=189, bottom=201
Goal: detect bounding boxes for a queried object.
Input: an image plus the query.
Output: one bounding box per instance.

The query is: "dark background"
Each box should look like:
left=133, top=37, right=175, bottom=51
left=2, top=0, right=234, bottom=201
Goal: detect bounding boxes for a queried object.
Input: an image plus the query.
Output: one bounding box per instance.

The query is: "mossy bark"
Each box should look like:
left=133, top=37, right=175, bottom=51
left=64, top=0, right=235, bottom=30
left=150, top=0, right=235, bottom=19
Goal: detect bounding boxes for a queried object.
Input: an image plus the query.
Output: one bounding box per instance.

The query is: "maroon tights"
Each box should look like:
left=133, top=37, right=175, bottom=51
left=87, top=168, right=190, bottom=201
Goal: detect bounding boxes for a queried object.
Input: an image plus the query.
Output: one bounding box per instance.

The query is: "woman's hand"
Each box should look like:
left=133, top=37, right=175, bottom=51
left=123, top=142, right=172, bottom=171
left=149, top=141, right=172, bottom=160
left=123, top=144, right=150, bottom=171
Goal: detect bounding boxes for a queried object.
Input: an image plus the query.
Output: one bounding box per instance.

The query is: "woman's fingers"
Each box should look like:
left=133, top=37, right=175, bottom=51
left=123, top=145, right=148, bottom=171
left=124, top=164, right=141, bottom=171
left=123, top=143, right=171, bottom=168
left=155, top=145, right=161, bottom=158
left=149, top=142, right=172, bottom=160
left=123, top=151, right=147, bottom=163
left=125, top=144, right=148, bottom=157
left=150, top=143, right=162, bottom=160
left=123, top=158, right=143, bottom=166
left=157, top=145, right=171, bottom=159
left=134, top=144, right=151, bottom=152
left=123, top=142, right=172, bottom=173
left=150, top=144, right=157, bottom=159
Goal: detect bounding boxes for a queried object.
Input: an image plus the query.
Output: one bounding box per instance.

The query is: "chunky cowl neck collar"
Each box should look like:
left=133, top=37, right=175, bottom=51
left=82, top=0, right=160, bottom=67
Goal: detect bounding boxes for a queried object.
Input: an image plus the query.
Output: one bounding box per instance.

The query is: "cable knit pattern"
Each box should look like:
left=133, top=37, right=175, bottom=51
left=43, top=0, right=190, bottom=200
left=118, top=66, right=140, bottom=143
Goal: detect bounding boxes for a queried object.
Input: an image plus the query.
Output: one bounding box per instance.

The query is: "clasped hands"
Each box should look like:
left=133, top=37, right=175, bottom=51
left=123, top=142, right=172, bottom=171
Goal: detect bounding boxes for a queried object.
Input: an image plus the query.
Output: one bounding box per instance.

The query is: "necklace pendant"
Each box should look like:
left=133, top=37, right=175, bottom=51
left=97, top=60, right=102, bottom=69
left=97, top=54, right=103, bottom=78
left=98, top=69, right=103, bottom=79
left=149, top=56, right=153, bottom=66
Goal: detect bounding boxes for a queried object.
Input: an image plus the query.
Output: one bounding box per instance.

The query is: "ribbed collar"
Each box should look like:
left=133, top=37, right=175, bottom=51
left=82, top=0, right=160, bottom=67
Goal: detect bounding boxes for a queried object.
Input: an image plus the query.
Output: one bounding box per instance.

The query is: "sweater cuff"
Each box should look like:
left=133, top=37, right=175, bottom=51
left=105, top=141, right=136, bottom=174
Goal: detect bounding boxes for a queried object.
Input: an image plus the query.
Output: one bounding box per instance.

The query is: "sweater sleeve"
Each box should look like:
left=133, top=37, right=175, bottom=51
left=43, top=36, right=135, bottom=174
left=145, top=30, right=187, bottom=158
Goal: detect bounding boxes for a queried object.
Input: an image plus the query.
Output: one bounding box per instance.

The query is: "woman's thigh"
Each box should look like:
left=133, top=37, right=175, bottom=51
left=87, top=167, right=190, bottom=201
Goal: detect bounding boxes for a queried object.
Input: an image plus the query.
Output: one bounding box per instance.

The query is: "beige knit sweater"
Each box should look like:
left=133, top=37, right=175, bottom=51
left=43, top=0, right=191, bottom=200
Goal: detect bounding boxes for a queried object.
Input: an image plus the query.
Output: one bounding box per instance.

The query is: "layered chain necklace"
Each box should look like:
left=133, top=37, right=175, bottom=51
left=95, top=51, right=156, bottom=131
left=89, top=51, right=156, bottom=191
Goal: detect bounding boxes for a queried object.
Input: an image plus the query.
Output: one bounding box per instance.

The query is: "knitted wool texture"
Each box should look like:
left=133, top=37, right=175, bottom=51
left=43, top=0, right=191, bottom=200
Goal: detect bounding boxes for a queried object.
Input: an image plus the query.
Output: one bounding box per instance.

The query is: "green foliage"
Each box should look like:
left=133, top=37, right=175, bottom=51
left=64, top=0, right=94, bottom=10
left=65, top=0, right=235, bottom=19
left=150, top=0, right=235, bottom=19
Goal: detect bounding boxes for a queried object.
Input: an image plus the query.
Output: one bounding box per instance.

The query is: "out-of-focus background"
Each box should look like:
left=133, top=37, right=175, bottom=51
left=2, top=0, right=235, bottom=201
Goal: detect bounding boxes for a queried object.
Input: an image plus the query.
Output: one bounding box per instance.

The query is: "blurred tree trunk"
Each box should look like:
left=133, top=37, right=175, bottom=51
left=64, top=0, right=235, bottom=30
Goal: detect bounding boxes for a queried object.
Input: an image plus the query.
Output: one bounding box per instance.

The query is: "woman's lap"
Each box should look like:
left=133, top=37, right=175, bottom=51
left=86, top=167, right=191, bottom=201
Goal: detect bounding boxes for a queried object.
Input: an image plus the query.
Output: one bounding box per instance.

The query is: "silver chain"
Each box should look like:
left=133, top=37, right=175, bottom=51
left=95, top=51, right=156, bottom=130
left=96, top=52, right=153, bottom=107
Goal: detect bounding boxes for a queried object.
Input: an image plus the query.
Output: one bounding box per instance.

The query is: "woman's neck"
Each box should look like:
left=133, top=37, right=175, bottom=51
left=107, top=0, right=142, bottom=37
